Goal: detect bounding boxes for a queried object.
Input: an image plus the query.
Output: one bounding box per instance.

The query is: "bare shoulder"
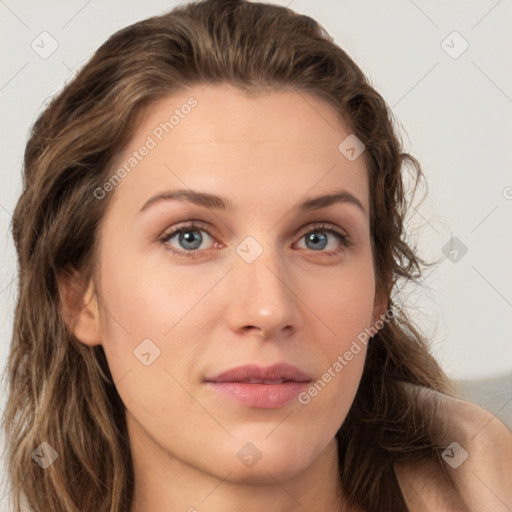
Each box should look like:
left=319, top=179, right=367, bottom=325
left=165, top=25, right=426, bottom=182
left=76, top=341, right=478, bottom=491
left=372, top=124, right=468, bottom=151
left=395, top=385, right=512, bottom=512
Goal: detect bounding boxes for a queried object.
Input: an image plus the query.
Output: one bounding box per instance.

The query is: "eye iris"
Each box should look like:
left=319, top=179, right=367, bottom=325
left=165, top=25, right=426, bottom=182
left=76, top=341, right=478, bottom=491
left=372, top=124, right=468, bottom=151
left=179, top=230, right=202, bottom=250
left=306, top=232, right=327, bottom=250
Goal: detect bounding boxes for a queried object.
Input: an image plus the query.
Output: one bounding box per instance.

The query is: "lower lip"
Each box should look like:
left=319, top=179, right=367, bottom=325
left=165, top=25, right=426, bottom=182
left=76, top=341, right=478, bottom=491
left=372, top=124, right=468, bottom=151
left=206, top=381, right=310, bottom=409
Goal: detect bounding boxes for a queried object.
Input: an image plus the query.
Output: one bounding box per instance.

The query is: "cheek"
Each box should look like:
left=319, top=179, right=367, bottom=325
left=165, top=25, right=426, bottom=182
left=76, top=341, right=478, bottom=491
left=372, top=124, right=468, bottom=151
left=98, top=243, right=218, bottom=336
left=308, top=260, right=377, bottom=343
left=297, top=344, right=367, bottom=446
left=96, top=247, right=225, bottom=387
left=297, top=283, right=372, bottom=435
left=297, top=262, right=375, bottom=417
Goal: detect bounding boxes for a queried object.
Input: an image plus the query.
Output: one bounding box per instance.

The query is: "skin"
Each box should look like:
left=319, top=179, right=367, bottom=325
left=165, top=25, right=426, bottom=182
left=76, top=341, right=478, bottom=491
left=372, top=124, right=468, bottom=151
left=68, top=82, right=384, bottom=511
left=61, top=83, right=512, bottom=511
left=396, top=387, right=512, bottom=511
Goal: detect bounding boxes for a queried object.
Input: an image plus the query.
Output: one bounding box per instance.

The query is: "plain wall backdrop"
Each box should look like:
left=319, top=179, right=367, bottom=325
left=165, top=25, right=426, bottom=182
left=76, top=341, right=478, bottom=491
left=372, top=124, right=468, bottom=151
left=1, top=0, right=511, bottom=506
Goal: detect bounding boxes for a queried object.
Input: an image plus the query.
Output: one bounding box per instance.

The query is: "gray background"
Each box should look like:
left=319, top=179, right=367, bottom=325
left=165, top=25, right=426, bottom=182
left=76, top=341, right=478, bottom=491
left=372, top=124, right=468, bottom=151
left=1, top=0, right=511, bottom=507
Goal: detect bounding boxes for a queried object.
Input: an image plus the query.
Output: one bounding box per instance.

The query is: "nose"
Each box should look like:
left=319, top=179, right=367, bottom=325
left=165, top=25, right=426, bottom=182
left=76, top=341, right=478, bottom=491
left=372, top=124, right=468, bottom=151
left=226, top=241, right=300, bottom=341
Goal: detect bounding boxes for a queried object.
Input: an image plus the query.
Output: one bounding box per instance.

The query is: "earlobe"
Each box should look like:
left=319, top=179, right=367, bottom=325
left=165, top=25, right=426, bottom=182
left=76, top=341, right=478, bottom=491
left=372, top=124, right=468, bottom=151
left=58, top=270, right=102, bottom=346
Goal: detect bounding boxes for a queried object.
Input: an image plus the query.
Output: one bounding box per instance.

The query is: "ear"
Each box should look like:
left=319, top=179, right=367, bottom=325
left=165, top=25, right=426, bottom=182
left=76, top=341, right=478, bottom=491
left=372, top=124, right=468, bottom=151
left=58, top=270, right=102, bottom=346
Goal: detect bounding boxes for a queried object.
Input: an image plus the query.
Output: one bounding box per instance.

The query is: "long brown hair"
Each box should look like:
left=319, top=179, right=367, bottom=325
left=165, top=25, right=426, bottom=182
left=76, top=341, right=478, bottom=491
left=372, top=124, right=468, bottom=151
left=2, top=1, right=454, bottom=510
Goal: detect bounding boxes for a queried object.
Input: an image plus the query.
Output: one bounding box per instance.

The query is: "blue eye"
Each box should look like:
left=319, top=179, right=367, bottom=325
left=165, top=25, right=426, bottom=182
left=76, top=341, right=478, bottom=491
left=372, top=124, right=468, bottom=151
left=295, top=223, right=351, bottom=256
left=160, top=223, right=215, bottom=255
left=159, top=222, right=350, bottom=258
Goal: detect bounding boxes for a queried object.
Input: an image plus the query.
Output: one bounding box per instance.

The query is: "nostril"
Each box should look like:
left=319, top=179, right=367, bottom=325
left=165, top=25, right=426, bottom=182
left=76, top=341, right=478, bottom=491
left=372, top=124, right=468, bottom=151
left=243, top=326, right=268, bottom=338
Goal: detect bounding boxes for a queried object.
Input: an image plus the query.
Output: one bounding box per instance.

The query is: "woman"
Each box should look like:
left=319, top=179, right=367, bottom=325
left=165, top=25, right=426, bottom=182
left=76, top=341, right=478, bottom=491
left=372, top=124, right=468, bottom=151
left=2, top=0, right=511, bottom=510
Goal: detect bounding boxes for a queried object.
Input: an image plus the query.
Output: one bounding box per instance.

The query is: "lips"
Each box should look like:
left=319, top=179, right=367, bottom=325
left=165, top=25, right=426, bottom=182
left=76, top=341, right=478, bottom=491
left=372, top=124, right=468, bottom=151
left=204, top=363, right=312, bottom=409
left=204, top=363, right=312, bottom=384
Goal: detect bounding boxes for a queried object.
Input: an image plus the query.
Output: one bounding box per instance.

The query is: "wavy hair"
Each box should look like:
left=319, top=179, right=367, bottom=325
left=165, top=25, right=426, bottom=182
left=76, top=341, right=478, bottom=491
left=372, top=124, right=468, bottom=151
left=2, top=0, right=454, bottom=510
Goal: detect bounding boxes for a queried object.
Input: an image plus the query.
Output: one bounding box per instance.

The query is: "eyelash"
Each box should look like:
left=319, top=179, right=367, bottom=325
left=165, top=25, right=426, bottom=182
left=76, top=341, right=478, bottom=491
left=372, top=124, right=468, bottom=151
left=158, top=221, right=352, bottom=259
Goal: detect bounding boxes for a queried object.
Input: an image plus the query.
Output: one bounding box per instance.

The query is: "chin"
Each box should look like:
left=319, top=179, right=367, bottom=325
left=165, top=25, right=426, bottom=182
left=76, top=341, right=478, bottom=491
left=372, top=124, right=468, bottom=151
left=209, top=435, right=324, bottom=484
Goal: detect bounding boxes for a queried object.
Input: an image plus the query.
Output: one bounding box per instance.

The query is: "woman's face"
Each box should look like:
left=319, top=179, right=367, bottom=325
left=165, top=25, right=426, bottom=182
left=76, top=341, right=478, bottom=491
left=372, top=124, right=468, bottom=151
left=89, top=83, right=383, bottom=484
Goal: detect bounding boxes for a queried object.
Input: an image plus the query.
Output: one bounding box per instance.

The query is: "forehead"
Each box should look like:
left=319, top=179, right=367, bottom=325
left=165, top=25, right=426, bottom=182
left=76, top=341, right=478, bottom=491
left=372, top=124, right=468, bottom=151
left=106, top=83, right=369, bottom=214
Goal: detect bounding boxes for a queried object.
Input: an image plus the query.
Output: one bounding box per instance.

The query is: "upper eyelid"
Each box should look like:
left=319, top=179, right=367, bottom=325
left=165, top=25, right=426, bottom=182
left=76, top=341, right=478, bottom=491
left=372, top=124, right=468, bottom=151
left=161, top=220, right=214, bottom=239
left=296, top=222, right=348, bottom=236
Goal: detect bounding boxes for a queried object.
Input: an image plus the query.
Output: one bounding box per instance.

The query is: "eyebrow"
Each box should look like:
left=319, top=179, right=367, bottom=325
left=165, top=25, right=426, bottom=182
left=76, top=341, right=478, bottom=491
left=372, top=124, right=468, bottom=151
left=139, top=188, right=366, bottom=214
